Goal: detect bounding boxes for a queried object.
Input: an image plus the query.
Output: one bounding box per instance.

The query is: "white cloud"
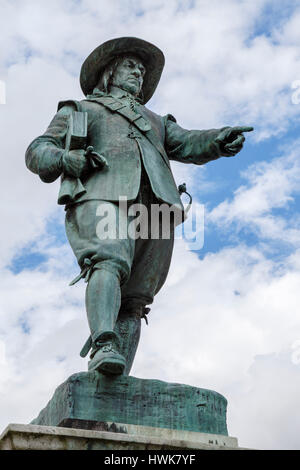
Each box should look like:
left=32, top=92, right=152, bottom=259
left=1, top=0, right=300, bottom=263
left=3, top=237, right=300, bottom=449
left=230, top=352, right=300, bottom=450
left=132, top=241, right=300, bottom=449
left=209, top=139, right=300, bottom=246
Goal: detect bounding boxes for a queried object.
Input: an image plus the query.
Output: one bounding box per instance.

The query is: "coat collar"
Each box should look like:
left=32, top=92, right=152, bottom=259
left=87, top=87, right=142, bottom=104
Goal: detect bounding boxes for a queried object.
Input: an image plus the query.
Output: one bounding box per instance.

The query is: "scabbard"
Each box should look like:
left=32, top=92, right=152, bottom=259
left=80, top=335, right=93, bottom=358
left=58, top=175, right=86, bottom=205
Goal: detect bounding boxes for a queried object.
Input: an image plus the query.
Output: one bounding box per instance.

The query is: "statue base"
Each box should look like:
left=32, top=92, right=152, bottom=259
left=30, top=372, right=229, bottom=436
left=0, top=423, right=240, bottom=450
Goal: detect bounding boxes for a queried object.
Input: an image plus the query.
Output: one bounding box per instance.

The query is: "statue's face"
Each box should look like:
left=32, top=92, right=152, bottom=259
left=112, top=55, right=146, bottom=97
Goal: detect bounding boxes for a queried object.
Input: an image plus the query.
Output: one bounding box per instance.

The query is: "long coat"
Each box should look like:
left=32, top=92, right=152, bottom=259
left=25, top=88, right=225, bottom=211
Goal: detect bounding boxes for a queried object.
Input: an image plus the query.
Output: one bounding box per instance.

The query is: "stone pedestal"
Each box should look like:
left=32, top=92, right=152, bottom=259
left=0, top=424, right=240, bottom=450
left=31, top=372, right=228, bottom=435
left=1, top=372, right=241, bottom=450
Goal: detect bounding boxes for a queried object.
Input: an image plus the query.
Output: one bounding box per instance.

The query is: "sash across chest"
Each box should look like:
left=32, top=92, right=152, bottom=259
left=85, top=96, right=170, bottom=169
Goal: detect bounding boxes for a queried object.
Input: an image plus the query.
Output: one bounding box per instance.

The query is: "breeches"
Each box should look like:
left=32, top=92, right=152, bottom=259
left=65, top=173, right=175, bottom=310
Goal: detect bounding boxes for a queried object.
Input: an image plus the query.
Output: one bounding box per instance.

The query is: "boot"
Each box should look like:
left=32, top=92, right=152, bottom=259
left=85, top=268, right=126, bottom=375
left=114, top=306, right=150, bottom=375
left=114, top=312, right=141, bottom=375
left=88, top=335, right=126, bottom=375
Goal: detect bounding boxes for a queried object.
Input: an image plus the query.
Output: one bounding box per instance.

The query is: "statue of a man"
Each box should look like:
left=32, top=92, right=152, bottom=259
left=26, top=37, right=252, bottom=377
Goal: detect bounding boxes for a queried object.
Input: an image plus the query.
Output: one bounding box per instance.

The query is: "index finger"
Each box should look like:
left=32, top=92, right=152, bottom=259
left=231, top=126, right=254, bottom=134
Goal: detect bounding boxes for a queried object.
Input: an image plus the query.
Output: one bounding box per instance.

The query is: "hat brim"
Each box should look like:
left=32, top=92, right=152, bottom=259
left=80, top=37, right=165, bottom=104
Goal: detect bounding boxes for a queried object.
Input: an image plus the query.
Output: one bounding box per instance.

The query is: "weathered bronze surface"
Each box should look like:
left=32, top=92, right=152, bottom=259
left=31, top=372, right=229, bottom=436
left=25, top=36, right=253, bottom=381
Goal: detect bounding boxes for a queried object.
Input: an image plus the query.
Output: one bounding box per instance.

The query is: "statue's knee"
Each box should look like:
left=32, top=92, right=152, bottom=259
left=119, top=299, right=151, bottom=325
left=87, top=258, right=130, bottom=285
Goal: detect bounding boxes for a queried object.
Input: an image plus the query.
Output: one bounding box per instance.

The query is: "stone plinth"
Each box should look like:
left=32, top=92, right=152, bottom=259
left=31, top=372, right=228, bottom=436
left=0, top=424, right=240, bottom=451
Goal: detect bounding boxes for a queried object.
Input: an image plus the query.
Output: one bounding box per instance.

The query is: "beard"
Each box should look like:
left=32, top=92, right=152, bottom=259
left=113, top=78, right=142, bottom=98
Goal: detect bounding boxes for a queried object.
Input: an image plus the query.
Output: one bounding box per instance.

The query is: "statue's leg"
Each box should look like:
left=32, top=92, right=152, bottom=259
left=85, top=266, right=127, bottom=375
left=117, top=219, right=175, bottom=375
left=65, top=200, right=135, bottom=375
left=85, top=266, right=121, bottom=343
left=114, top=308, right=141, bottom=376
left=112, top=166, right=176, bottom=375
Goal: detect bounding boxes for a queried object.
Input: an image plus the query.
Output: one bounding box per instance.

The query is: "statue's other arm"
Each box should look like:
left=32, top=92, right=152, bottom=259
left=25, top=104, right=75, bottom=183
left=164, top=115, right=253, bottom=164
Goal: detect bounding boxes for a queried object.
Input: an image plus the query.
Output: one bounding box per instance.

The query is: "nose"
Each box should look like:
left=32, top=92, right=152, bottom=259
left=132, top=67, right=142, bottom=78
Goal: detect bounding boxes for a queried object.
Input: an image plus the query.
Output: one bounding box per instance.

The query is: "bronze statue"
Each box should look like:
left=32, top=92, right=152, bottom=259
left=25, top=37, right=253, bottom=376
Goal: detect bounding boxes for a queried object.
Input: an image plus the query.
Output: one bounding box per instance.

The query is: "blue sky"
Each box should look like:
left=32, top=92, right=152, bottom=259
left=1, top=0, right=300, bottom=450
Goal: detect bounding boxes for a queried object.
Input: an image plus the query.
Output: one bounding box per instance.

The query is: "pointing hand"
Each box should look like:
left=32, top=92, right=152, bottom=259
left=215, top=126, right=254, bottom=157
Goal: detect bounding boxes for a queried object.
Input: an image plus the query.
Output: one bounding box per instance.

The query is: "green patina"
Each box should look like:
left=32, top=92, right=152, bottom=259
left=26, top=37, right=253, bottom=433
left=31, top=372, right=228, bottom=436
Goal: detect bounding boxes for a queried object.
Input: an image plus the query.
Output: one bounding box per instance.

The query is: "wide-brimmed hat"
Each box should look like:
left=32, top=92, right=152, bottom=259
left=80, top=37, right=165, bottom=104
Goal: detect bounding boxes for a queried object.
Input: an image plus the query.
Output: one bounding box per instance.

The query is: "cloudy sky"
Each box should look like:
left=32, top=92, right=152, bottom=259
left=1, top=0, right=300, bottom=450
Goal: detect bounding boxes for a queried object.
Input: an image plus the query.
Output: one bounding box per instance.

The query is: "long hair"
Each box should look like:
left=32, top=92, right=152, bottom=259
left=97, top=57, right=123, bottom=94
